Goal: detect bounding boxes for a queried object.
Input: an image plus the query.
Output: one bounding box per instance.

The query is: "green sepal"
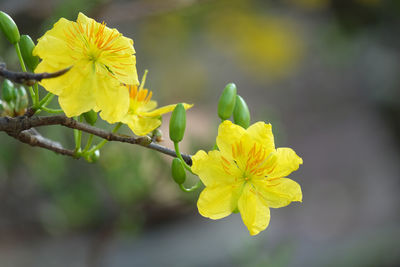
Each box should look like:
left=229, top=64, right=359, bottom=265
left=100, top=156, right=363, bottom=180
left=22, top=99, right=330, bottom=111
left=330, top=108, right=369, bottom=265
left=171, top=157, right=186, bottom=184
left=83, top=110, right=98, bottom=125
left=218, top=83, right=237, bottom=120
left=0, top=11, right=20, bottom=44
left=233, top=95, right=250, bottom=129
left=2, top=79, right=15, bottom=102
left=169, top=103, right=186, bottom=143
left=19, top=35, right=39, bottom=72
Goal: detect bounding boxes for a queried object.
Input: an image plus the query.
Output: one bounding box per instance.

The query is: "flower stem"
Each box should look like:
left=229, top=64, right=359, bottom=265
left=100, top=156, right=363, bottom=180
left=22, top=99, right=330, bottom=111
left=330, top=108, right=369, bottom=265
left=14, top=43, right=36, bottom=105
left=34, top=93, right=56, bottom=115
left=34, top=83, right=39, bottom=106
left=40, top=106, right=64, bottom=114
left=179, top=181, right=202, bottom=192
left=88, top=122, right=122, bottom=153
left=74, top=116, right=83, bottom=154
left=82, top=134, right=94, bottom=153
left=38, top=92, right=55, bottom=107
left=174, top=142, right=194, bottom=174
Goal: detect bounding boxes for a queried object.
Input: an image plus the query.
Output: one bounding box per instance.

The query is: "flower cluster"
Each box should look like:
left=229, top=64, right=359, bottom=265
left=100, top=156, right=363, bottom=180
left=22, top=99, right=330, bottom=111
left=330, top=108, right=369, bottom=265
left=0, top=11, right=304, bottom=236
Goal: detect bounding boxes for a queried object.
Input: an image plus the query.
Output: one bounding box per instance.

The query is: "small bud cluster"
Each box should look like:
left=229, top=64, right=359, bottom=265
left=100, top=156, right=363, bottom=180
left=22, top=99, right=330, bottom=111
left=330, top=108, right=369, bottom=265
left=0, top=79, right=28, bottom=116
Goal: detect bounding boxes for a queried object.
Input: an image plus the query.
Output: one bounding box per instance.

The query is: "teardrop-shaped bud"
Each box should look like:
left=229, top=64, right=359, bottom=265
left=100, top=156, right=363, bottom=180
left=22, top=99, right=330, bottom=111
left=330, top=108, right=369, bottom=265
left=218, top=83, right=237, bottom=120
left=233, top=95, right=250, bottom=129
left=20, top=35, right=39, bottom=72
left=0, top=99, right=12, bottom=116
left=14, top=86, right=28, bottom=115
left=90, top=150, right=100, bottom=163
left=83, top=110, right=98, bottom=126
left=0, top=11, right=20, bottom=44
left=2, top=79, right=15, bottom=102
left=171, top=157, right=186, bottom=184
left=169, top=103, right=186, bottom=143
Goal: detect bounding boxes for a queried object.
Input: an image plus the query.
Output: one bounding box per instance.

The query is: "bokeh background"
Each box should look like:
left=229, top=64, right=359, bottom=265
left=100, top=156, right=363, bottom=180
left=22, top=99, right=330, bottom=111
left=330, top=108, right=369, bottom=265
left=1, top=0, right=400, bottom=266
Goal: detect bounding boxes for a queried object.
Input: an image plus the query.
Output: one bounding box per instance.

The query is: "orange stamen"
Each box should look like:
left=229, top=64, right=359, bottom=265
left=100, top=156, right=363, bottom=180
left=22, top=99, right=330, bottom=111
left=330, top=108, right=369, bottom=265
left=221, top=156, right=231, bottom=166
left=231, top=144, right=237, bottom=158
left=144, top=91, right=152, bottom=103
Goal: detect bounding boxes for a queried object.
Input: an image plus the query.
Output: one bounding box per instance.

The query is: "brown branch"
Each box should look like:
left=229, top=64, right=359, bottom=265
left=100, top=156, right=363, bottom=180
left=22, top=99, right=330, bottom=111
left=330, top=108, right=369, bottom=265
left=0, top=63, right=71, bottom=86
left=7, top=129, right=75, bottom=157
left=0, top=115, right=192, bottom=165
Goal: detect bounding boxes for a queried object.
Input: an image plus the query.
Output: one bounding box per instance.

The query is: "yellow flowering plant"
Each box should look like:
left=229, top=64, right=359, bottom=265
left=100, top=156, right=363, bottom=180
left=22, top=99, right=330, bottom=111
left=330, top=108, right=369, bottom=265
left=191, top=120, right=302, bottom=235
left=33, top=12, right=139, bottom=123
left=0, top=11, right=303, bottom=236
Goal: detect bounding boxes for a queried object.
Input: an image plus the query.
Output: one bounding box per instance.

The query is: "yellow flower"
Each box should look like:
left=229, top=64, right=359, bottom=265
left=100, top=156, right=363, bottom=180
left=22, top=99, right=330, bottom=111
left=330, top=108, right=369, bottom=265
left=192, top=120, right=303, bottom=235
left=33, top=12, right=139, bottom=123
left=121, top=71, right=193, bottom=136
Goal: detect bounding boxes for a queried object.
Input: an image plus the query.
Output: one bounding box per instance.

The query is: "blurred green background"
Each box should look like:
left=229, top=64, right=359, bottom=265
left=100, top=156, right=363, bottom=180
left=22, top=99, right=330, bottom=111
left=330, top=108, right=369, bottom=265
left=1, top=0, right=400, bottom=266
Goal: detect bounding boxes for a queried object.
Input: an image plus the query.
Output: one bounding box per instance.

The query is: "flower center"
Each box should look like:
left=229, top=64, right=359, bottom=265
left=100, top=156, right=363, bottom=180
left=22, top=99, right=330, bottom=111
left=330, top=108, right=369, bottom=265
left=127, top=85, right=153, bottom=113
left=231, top=141, right=271, bottom=181
left=64, top=19, right=129, bottom=67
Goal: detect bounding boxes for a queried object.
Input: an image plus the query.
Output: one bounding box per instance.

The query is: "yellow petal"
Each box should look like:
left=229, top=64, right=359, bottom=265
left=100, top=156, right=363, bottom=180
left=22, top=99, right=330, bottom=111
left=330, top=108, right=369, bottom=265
left=35, top=60, right=75, bottom=96
left=191, top=150, right=241, bottom=187
left=121, top=114, right=161, bottom=136
left=267, top=148, right=303, bottom=178
left=56, top=62, right=96, bottom=117
left=76, top=12, right=92, bottom=25
left=197, top=183, right=243, bottom=220
left=246, top=122, right=275, bottom=155
left=140, top=103, right=193, bottom=117
left=216, top=120, right=246, bottom=158
left=33, top=18, right=80, bottom=64
left=238, top=183, right=271, bottom=236
left=139, top=100, right=158, bottom=113
left=76, top=13, right=138, bottom=86
left=253, top=178, right=302, bottom=208
left=100, top=38, right=138, bottom=85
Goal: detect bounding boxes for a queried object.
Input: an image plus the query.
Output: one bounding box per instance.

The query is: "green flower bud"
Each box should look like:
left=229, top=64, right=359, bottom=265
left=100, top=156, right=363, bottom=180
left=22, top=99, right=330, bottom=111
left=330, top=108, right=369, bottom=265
left=233, top=95, right=250, bottom=129
left=169, top=103, right=186, bottom=143
left=91, top=150, right=100, bottom=163
left=152, top=128, right=163, bottom=142
left=84, top=149, right=100, bottom=163
left=15, top=86, right=28, bottom=115
left=0, top=99, right=12, bottom=116
left=218, top=83, right=237, bottom=120
left=0, top=99, right=4, bottom=114
left=0, top=11, right=20, bottom=44
left=171, top=157, right=186, bottom=184
left=2, top=79, right=14, bottom=102
left=19, top=35, right=39, bottom=72
left=83, top=110, right=98, bottom=125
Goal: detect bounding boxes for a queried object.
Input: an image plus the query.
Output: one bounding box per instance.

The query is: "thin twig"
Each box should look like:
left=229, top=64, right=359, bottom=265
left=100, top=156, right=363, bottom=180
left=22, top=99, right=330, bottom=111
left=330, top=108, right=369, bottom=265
left=7, top=129, right=75, bottom=157
left=0, top=63, right=71, bottom=86
left=0, top=115, right=192, bottom=165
